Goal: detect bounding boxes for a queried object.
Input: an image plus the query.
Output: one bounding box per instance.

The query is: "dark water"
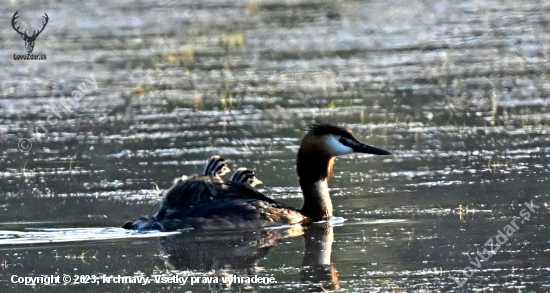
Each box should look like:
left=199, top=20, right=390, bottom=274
left=1, top=0, right=550, bottom=292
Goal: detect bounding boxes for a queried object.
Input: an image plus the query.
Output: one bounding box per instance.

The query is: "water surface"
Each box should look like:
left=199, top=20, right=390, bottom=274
left=1, top=0, right=550, bottom=292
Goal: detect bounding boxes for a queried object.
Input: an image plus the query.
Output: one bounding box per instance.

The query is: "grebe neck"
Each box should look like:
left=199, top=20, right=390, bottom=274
left=297, top=151, right=335, bottom=221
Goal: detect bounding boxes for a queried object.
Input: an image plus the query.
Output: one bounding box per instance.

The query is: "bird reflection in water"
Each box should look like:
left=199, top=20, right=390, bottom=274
left=158, top=224, right=339, bottom=292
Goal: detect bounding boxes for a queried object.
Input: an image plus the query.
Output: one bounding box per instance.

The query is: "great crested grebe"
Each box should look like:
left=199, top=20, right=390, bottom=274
left=123, top=123, right=390, bottom=231
left=230, top=167, right=263, bottom=188
left=203, top=155, right=231, bottom=179
left=176, top=155, right=230, bottom=183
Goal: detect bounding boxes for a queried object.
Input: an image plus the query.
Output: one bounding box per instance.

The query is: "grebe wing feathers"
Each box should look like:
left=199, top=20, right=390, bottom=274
left=160, top=198, right=305, bottom=230
left=156, top=176, right=277, bottom=219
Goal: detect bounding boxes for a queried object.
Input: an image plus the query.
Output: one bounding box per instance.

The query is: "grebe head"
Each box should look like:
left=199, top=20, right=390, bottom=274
left=301, top=123, right=390, bottom=157
left=230, top=167, right=263, bottom=187
left=297, top=123, right=390, bottom=181
left=204, top=155, right=231, bottom=178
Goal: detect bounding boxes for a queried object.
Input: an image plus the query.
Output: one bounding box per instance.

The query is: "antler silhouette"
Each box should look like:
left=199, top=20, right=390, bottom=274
left=11, top=10, right=26, bottom=37
left=11, top=11, right=49, bottom=39
left=32, top=12, right=49, bottom=39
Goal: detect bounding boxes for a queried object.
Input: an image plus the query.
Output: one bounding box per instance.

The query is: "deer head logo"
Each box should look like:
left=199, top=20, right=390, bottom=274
left=11, top=11, right=49, bottom=54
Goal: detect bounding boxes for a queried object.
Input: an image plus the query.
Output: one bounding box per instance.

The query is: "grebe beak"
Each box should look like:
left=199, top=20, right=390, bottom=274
left=221, top=166, right=231, bottom=176
left=251, top=177, right=263, bottom=187
left=341, top=138, right=391, bottom=155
